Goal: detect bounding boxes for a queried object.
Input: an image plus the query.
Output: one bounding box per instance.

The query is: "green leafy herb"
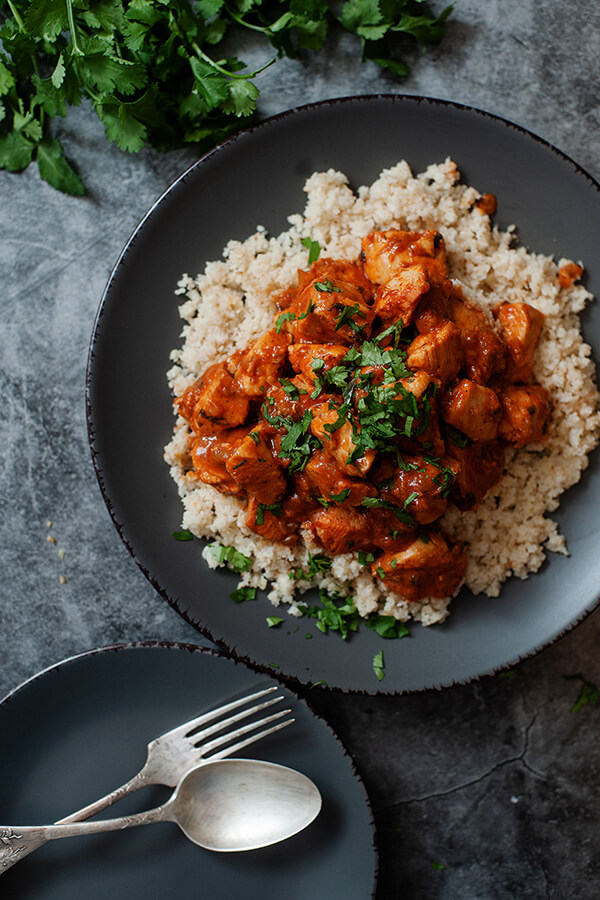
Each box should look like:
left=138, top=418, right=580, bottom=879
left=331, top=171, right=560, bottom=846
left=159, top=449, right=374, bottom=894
left=275, top=311, right=296, bottom=333
left=279, top=376, right=299, bottom=399
left=373, top=649, right=385, bottom=681
left=249, top=430, right=261, bottom=445
left=266, top=615, right=284, bottom=627
left=445, top=424, right=470, bottom=448
left=209, top=542, right=252, bottom=573
left=357, top=550, right=375, bottom=566
left=256, top=502, right=283, bottom=525
left=0, top=1, right=451, bottom=193
left=172, top=529, right=193, bottom=541
left=361, top=496, right=413, bottom=525
left=311, top=358, right=325, bottom=372
left=314, top=280, right=342, bottom=293
left=299, top=589, right=361, bottom=640
left=290, top=551, right=333, bottom=581
left=562, top=674, right=600, bottom=712
left=230, top=586, right=257, bottom=602
left=334, top=302, right=365, bottom=334
left=365, top=614, right=409, bottom=639
left=301, top=236, right=321, bottom=264
left=431, top=862, right=446, bottom=871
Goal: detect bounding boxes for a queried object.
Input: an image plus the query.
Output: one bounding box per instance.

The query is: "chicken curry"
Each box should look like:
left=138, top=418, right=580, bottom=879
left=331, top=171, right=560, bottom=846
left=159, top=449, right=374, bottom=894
left=175, top=228, right=551, bottom=602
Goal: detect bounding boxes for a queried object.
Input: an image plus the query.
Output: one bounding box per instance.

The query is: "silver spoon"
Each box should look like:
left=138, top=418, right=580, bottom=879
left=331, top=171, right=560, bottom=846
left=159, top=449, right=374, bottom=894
left=0, top=759, right=322, bottom=869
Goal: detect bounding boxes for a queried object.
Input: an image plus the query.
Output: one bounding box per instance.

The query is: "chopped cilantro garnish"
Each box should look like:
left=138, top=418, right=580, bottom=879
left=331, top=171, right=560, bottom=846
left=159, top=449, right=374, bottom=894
left=357, top=550, right=375, bottom=566
left=249, top=431, right=261, bottom=445
left=361, top=497, right=413, bottom=525
left=376, top=565, right=386, bottom=579
left=290, top=551, right=333, bottom=581
left=314, top=281, right=342, bottom=293
left=279, top=377, right=299, bottom=399
left=299, top=589, right=361, bottom=640
left=334, top=302, right=366, bottom=334
left=256, top=502, right=283, bottom=526
left=365, top=615, right=409, bottom=639
left=297, top=300, right=314, bottom=320
left=311, top=358, right=325, bottom=372
left=373, top=650, right=385, bottom=681
left=445, top=424, right=470, bottom=448
left=403, top=491, right=419, bottom=509
left=209, top=543, right=252, bottom=574
left=324, top=365, right=351, bottom=389
left=323, top=405, right=349, bottom=433
left=232, top=460, right=246, bottom=470
left=274, top=310, right=296, bottom=333
left=230, top=586, right=257, bottom=603
left=266, top=616, right=284, bottom=628
left=301, top=237, right=321, bottom=264
left=431, top=862, right=446, bottom=871
left=172, top=529, right=193, bottom=541
left=562, top=674, right=600, bottom=712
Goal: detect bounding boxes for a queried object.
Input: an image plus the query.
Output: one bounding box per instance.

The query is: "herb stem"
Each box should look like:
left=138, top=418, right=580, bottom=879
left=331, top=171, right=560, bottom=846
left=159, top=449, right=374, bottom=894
left=66, top=0, right=83, bottom=56
left=190, top=38, right=276, bottom=80
left=226, top=7, right=271, bottom=35
left=7, top=0, right=25, bottom=32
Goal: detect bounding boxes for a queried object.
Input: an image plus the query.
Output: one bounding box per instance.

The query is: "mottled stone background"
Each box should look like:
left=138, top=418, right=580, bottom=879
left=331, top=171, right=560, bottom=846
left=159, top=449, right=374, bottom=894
left=1, top=2, right=599, bottom=897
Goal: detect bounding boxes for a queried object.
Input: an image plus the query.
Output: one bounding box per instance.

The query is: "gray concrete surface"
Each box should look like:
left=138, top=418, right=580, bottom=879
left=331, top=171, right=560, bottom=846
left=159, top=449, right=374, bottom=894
left=1, top=2, right=599, bottom=897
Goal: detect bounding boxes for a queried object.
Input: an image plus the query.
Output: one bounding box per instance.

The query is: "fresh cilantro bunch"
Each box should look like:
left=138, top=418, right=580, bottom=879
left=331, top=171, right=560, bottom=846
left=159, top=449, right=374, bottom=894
left=0, top=0, right=452, bottom=194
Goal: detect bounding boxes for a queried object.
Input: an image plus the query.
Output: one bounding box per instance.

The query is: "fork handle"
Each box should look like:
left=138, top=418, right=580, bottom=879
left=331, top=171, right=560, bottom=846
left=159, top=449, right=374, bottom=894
left=0, top=803, right=171, bottom=872
left=0, top=772, right=147, bottom=873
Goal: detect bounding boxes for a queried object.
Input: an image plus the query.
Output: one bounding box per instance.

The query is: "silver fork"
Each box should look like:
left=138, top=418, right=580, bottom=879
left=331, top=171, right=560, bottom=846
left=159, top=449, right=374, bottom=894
left=0, top=685, right=293, bottom=871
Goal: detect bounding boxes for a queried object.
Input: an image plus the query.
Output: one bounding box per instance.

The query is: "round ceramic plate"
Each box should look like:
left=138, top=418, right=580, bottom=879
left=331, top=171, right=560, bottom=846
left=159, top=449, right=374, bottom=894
left=87, top=95, right=600, bottom=693
left=0, top=643, right=376, bottom=898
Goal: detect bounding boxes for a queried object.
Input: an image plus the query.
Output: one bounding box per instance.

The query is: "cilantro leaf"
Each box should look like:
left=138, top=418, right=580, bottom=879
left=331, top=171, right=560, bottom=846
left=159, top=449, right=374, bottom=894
left=36, top=136, right=84, bottom=195
left=372, top=649, right=385, bottom=680
left=172, top=529, right=194, bottom=541
left=301, top=236, right=321, bottom=264
left=266, top=615, right=284, bottom=627
left=209, top=542, right=252, bottom=573
left=562, top=674, right=600, bottom=712
left=230, top=586, right=257, bottom=602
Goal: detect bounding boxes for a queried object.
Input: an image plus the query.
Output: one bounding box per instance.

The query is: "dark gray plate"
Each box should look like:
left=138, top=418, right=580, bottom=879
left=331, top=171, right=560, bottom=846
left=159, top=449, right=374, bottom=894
left=86, top=95, right=600, bottom=694
left=0, top=643, right=376, bottom=898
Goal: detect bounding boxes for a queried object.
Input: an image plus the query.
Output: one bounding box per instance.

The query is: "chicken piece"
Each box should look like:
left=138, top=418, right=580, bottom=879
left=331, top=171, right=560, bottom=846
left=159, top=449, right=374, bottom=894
left=396, top=371, right=433, bottom=401
left=309, top=506, right=375, bottom=554
left=225, top=426, right=286, bottom=504
left=234, top=329, right=290, bottom=399
left=493, top=302, right=545, bottom=383
left=449, top=292, right=506, bottom=384
left=445, top=440, right=505, bottom=510
left=440, top=379, right=502, bottom=442
left=175, top=361, right=250, bottom=431
left=297, top=258, right=374, bottom=301
left=498, top=385, right=551, bottom=447
left=558, top=262, right=583, bottom=289
left=373, top=264, right=430, bottom=327
left=310, top=402, right=375, bottom=477
left=372, top=531, right=467, bottom=600
left=286, top=278, right=374, bottom=345
left=383, top=455, right=450, bottom=525
left=302, top=449, right=377, bottom=506
left=288, top=343, right=350, bottom=382
left=413, top=280, right=453, bottom=334
left=189, top=427, right=250, bottom=494
left=406, top=321, right=463, bottom=386
left=474, top=193, right=497, bottom=215
left=362, top=229, right=448, bottom=284
left=245, top=496, right=295, bottom=544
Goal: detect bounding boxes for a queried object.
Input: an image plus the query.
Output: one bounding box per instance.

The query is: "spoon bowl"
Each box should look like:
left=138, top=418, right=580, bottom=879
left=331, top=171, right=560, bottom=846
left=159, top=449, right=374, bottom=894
left=172, top=759, right=322, bottom=851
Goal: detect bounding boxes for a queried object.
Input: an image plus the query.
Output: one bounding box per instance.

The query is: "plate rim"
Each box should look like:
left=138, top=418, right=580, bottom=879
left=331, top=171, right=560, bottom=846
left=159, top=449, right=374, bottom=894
left=85, top=94, right=600, bottom=696
left=0, top=640, right=379, bottom=897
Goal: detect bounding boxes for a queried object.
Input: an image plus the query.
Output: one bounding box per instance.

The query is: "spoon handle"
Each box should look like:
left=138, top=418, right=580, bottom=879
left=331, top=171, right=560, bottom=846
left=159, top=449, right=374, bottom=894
left=0, top=771, right=149, bottom=873
left=0, top=802, right=171, bottom=873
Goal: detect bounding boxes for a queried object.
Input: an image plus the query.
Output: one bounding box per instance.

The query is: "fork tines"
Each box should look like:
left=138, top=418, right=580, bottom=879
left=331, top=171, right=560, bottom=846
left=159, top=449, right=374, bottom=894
left=176, top=686, right=294, bottom=760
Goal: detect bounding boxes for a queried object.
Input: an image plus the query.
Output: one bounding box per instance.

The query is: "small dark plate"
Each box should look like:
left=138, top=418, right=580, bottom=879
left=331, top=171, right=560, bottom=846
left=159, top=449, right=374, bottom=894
left=0, top=643, right=377, bottom=898
left=86, top=95, right=600, bottom=693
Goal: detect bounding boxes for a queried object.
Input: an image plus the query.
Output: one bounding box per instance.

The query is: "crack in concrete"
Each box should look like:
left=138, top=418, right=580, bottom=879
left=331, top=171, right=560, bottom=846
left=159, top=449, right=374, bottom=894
left=381, top=713, right=548, bottom=808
